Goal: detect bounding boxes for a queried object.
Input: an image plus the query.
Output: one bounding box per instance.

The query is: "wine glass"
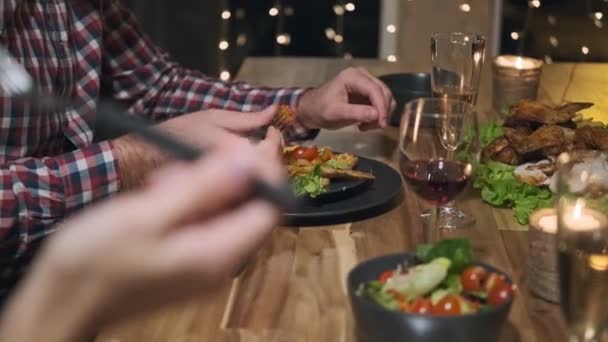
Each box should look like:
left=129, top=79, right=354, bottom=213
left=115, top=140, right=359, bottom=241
left=429, top=32, right=485, bottom=229
left=399, top=98, right=479, bottom=242
left=556, top=151, right=608, bottom=342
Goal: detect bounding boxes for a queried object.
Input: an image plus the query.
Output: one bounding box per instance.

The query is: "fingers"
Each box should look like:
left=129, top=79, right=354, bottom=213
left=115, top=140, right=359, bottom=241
left=340, top=69, right=387, bottom=128
left=207, top=105, right=277, bottom=133
left=144, top=142, right=283, bottom=232
left=332, top=103, right=378, bottom=128
left=163, top=199, right=279, bottom=278
left=356, top=68, right=394, bottom=127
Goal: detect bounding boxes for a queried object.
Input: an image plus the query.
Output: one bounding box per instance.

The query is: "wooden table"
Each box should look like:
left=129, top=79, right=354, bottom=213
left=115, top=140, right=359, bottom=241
left=96, top=59, right=608, bottom=342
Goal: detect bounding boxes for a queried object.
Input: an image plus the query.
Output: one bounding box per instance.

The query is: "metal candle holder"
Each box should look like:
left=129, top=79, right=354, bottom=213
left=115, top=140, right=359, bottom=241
left=492, top=55, right=544, bottom=114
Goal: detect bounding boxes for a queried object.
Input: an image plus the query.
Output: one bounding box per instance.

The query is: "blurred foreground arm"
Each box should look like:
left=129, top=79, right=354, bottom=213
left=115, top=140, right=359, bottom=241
left=0, top=138, right=284, bottom=342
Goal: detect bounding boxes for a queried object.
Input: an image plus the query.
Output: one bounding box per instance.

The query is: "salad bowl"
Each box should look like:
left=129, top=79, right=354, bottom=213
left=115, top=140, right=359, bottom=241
left=347, top=251, right=514, bottom=342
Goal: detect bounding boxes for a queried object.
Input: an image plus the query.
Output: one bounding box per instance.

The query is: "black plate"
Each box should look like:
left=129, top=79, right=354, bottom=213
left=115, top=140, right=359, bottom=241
left=295, top=159, right=371, bottom=201
left=378, top=73, right=432, bottom=127
left=282, top=157, right=404, bottom=226
left=348, top=253, right=514, bottom=342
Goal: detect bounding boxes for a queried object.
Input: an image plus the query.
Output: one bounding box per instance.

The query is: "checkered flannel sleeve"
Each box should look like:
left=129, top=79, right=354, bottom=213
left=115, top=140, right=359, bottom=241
left=0, top=141, right=119, bottom=262
left=101, top=0, right=317, bottom=141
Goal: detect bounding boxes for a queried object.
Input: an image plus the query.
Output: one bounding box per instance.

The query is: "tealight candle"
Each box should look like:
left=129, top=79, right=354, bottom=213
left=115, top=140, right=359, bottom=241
left=528, top=208, right=560, bottom=303
left=492, top=55, right=543, bottom=114
left=560, top=200, right=605, bottom=232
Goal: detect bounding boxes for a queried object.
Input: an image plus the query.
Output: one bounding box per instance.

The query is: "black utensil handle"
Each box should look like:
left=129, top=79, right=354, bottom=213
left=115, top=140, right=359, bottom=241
left=96, top=101, right=297, bottom=210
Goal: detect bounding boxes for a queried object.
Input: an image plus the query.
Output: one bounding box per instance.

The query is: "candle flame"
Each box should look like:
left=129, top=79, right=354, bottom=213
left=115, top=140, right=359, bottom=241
left=515, top=56, right=524, bottom=70
left=572, top=198, right=585, bottom=220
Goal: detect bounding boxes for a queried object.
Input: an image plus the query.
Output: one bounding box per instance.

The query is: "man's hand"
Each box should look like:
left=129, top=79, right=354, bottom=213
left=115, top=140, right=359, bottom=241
left=297, top=67, right=396, bottom=131
left=0, top=138, right=284, bottom=342
left=112, top=106, right=281, bottom=190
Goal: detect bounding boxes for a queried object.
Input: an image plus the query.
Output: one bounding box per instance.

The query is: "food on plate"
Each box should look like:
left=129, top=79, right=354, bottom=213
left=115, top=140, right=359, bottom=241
left=505, top=100, right=593, bottom=126
left=356, top=239, right=516, bottom=315
left=474, top=100, right=608, bottom=224
left=284, top=145, right=375, bottom=198
left=548, top=152, right=608, bottom=195
left=513, top=158, right=555, bottom=187
left=483, top=101, right=604, bottom=166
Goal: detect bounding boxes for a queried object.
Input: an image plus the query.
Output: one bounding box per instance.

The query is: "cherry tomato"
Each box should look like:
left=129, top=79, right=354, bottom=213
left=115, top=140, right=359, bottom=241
left=292, top=146, right=319, bottom=161
left=379, top=270, right=393, bottom=283
left=433, top=295, right=462, bottom=316
left=484, top=272, right=508, bottom=293
left=488, top=283, right=515, bottom=307
left=410, top=298, right=433, bottom=315
left=461, top=266, right=488, bottom=292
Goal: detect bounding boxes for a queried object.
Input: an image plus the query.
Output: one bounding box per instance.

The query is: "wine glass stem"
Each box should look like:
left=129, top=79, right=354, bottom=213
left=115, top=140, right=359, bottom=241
left=426, top=206, right=441, bottom=243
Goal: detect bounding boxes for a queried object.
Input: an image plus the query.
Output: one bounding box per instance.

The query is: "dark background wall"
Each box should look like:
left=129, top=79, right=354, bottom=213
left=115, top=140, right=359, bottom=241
left=123, top=1, right=222, bottom=76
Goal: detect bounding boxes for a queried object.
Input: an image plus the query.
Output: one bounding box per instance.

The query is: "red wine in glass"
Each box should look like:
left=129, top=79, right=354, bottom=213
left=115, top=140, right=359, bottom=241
left=400, top=156, right=471, bottom=206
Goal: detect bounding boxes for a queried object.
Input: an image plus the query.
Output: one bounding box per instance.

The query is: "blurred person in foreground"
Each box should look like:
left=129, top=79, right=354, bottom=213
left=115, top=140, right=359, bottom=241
left=0, top=0, right=394, bottom=296
left=0, top=132, right=284, bottom=342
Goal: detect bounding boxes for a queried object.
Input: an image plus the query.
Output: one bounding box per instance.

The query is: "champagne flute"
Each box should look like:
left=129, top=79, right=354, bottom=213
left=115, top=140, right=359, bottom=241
left=399, top=98, right=479, bottom=242
left=556, top=151, right=608, bottom=342
left=429, top=32, right=485, bottom=229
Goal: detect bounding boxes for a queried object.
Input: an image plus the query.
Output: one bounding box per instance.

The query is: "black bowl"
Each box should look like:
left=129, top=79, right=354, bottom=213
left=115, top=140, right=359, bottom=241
left=378, top=73, right=432, bottom=127
left=347, top=253, right=514, bottom=342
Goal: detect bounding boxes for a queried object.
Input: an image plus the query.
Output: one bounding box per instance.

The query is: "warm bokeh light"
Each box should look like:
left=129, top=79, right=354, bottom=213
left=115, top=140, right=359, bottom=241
left=220, top=71, right=230, bottom=81
left=333, top=5, right=345, bottom=16
left=549, top=36, right=558, bottom=47
left=582, top=46, right=590, bottom=55
left=221, top=10, right=231, bottom=20
left=387, top=54, right=397, bottom=62
left=236, top=34, right=247, bottom=46
left=594, top=12, right=603, bottom=20
left=269, top=7, right=279, bottom=16
left=386, top=24, right=397, bottom=33
left=510, top=32, right=520, bottom=40
left=530, top=0, right=541, bottom=8
left=276, top=34, right=291, bottom=45
left=218, top=41, right=229, bottom=50
left=325, top=28, right=336, bottom=40
left=547, top=15, right=557, bottom=25
left=459, top=3, right=471, bottom=12
left=345, top=3, right=356, bottom=12
left=334, top=34, right=344, bottom=43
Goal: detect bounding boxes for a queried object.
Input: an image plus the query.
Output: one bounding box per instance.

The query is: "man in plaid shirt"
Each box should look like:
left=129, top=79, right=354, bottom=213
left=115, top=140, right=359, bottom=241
left=0, top=0, right=394, bottom=296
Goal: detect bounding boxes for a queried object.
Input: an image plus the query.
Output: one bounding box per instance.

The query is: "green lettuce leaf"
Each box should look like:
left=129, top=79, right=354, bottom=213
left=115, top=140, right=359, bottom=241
left=292, top=165, right=324, bottom=198
left=473, top=161, right=554, bottom=224
left=479, top=121, right=504, bottom=148
left=416, top=238, right=472, bottom=274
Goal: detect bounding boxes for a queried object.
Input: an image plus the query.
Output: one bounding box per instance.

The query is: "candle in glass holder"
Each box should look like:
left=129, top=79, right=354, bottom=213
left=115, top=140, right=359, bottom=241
left=492, top=55, right=543, bottom=114
left=528, top=208, right=560, bottom=303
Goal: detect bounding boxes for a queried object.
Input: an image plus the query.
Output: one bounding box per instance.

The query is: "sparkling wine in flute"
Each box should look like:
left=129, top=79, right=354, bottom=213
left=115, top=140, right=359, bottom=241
left=432, top=85, right=476, bottom=104
left=558, top=224, right=608, bottom=341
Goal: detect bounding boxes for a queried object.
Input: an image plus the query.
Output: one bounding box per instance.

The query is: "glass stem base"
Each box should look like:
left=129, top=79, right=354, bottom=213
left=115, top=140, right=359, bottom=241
left=420, top=205, right=476, bottom=230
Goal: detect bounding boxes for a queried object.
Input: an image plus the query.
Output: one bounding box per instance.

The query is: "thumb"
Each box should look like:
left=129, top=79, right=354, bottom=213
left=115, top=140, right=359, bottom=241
left=211, top=105, right=277, bottom=133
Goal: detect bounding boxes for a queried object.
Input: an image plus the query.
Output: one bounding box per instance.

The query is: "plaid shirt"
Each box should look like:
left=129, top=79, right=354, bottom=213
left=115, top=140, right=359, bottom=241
left=0, top=0, right=309, bottom=296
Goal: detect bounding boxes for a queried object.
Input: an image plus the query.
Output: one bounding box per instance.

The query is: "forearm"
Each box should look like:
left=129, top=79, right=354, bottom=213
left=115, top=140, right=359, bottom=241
left=112, top=134, right=168, bottom=190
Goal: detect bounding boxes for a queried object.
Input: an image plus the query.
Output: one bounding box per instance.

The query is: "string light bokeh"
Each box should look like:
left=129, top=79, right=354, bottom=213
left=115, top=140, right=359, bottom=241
left=212, top=0, right=607, bottom=80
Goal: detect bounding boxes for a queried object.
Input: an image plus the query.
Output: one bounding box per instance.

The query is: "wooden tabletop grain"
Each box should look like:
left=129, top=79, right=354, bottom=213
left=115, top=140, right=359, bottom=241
left=96, top=58, right=608, bottom=342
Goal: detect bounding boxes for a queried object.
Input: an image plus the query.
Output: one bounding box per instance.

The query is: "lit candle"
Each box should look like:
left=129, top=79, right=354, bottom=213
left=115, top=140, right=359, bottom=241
left=560, top=199, right=605, bottom=232
left=492, top=54, right=544, bottom=114
left=538, top=213, right=558, bottom=234
left=494, top=55, right=543, bottom=70
left=528, top=208, right=560, bottom=303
